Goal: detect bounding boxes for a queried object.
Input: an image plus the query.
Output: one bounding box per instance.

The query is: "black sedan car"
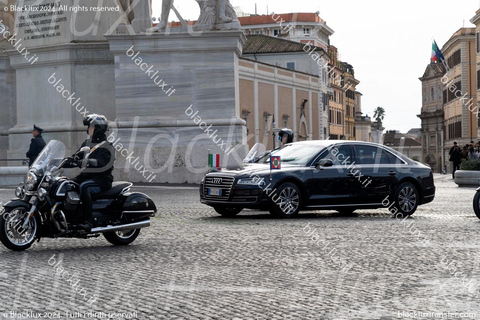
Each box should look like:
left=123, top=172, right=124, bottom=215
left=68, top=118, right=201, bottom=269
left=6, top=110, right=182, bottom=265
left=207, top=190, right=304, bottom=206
left=200, top=140, right=435, bottom=218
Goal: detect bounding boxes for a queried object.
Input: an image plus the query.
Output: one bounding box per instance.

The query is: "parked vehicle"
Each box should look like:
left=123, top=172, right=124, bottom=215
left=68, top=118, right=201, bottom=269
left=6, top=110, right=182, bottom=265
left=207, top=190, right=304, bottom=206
left=200, top=140, right=435, bottom=218
left=0, top=140, right=157, bottom=251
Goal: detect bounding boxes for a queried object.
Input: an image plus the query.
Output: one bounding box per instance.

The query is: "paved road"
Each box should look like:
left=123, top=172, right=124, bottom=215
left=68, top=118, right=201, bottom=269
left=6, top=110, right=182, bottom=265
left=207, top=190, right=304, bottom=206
left=0, top=175, right=479, bottom=319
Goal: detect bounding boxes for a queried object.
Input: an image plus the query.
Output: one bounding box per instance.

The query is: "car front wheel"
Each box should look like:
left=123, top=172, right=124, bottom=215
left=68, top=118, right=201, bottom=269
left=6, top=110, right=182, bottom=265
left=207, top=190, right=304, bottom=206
left=269, top=182, right=302, bottom=218
left=394, top=182, right=419, bottom=216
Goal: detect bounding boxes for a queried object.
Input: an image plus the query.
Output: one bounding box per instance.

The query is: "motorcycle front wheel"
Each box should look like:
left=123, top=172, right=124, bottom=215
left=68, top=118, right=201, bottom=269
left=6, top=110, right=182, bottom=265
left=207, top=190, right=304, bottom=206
left=0, top=208, right=38, bottom=251
left=473, top=191, right=480, bottom=219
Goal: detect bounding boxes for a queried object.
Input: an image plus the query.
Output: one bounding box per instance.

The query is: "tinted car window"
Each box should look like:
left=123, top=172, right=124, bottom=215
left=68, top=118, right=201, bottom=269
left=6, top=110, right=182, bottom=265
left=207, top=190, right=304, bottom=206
left=355, top=145, right=396, bottom=165
left=259, top=144, right=325, bottom=165
left=317, top=145, right=353, bottom=165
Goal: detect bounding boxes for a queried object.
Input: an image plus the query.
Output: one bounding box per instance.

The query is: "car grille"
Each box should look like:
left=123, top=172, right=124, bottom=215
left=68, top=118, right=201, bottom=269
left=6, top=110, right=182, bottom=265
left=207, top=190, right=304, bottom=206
left=203, top=176, right=235, bottom=200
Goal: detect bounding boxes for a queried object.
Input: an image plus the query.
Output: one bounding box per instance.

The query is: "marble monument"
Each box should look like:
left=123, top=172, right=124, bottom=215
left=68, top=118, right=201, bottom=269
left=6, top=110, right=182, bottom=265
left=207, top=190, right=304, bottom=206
left=0, top=0, right=246, bottom=183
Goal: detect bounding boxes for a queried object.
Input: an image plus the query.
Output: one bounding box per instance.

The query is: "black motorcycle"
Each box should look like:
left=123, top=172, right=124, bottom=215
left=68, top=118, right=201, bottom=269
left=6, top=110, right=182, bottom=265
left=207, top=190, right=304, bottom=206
left=474, top=188, right=480, bottom=219
left=0, top=140, right=157, bottom=251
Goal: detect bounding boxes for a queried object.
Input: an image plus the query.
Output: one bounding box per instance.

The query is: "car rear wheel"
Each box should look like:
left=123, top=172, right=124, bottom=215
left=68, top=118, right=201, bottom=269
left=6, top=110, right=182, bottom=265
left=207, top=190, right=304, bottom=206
left=394, top=182, right=419, bottom=216
left=269, top=182, right=302, bottom=218
left=213, top=206, right=243, bottom=217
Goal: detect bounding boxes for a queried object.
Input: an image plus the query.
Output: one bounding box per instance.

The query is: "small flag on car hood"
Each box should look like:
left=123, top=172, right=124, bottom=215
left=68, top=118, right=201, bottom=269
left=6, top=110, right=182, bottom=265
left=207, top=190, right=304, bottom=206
left=270, top=156, right=281, bottom=170
left=208, top=153, right=220, bottom=168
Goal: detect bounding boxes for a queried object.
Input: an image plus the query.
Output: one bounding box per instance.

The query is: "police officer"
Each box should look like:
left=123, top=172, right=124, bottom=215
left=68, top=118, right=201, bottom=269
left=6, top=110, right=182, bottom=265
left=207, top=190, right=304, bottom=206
left=26, top=125, right=46, bottom=166
left=66, top=114, right=115, bottom=231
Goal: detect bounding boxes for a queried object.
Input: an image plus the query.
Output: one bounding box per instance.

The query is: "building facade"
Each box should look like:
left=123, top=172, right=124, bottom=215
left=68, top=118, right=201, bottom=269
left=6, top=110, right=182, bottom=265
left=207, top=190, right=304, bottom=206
left=326, top=46, right=361, bottom=140
left=418, top=63, right=445, bottom=172
left=238, top=12, right=363, bottom=141
left=240, top=35, right=329, bottom=149
left=419, top=27, right=478, bottom=173
left=238, top=13, right=334, bottom=50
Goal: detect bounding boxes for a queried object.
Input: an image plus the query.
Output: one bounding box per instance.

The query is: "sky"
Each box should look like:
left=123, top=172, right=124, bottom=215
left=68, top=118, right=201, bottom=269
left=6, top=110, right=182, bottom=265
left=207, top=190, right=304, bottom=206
left=151, top=0, right=480, bottom=133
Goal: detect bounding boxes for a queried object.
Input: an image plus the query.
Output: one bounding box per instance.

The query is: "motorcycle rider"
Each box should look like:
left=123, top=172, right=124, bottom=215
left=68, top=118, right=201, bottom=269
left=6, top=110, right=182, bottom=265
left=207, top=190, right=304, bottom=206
left=278, top=128, right=294, bottom=145
left=66, top=114, right=115, bottom=231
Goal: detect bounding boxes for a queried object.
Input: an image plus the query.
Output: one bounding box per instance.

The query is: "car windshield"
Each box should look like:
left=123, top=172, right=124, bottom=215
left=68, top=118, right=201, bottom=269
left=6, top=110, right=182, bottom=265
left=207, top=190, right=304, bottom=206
left=258, top=144, right=324, bottom=165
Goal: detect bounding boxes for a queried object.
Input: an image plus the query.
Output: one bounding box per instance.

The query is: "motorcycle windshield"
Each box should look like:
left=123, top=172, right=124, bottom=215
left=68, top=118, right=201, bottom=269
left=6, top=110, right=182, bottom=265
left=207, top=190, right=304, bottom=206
left=243, top=143, right=266, bottom=163
left=31, top=140, right=66, bottom=173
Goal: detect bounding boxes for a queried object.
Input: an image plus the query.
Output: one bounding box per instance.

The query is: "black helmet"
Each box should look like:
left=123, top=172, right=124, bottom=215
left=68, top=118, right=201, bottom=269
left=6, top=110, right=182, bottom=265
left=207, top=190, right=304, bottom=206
left=278, top=128, right=294, bottom=144
left=83, top=114, right=108, bottom=137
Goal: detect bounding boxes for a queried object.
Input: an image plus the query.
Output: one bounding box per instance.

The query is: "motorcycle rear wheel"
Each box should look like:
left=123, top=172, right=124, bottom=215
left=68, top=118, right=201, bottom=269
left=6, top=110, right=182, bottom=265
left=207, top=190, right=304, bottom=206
left=104, top=229, right=140, bottom=246
left=473, top=192, right=480, bottom=219
left=0, top=208, right=38, bottom=251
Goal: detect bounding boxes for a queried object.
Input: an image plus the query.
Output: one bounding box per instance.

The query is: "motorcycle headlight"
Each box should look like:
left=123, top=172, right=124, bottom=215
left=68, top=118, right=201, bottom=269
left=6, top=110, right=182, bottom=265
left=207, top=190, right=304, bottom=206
left=26, top=171, right=38, bottom=190
left=15, top=186, right=25, bottom=198
left=37, top=188, right=47, bottom=200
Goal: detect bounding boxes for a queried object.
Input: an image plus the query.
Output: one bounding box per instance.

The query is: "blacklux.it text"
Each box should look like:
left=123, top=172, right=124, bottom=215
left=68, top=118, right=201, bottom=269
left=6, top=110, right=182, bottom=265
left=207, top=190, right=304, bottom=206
left=185, top=105, right=235, bottom=155
left=0, top=20, right=39, bottom=65
left=126, top=46, right=176, bottom=96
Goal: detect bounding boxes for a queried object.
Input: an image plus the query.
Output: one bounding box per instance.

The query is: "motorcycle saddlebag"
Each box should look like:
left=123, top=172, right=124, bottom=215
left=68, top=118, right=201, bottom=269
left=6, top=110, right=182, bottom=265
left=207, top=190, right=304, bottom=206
left=121, top=192, right=157, bottom=221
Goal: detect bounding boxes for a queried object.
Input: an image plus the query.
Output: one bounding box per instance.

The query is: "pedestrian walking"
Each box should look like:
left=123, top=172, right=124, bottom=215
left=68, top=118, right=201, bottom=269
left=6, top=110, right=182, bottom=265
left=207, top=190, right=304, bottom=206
left=449, top=142, right=462, bottom=179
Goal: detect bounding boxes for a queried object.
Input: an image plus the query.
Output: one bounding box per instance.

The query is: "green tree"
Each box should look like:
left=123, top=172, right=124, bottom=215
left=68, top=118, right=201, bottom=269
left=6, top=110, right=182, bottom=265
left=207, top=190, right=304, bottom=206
left=373, top=106, right=385, bottom=123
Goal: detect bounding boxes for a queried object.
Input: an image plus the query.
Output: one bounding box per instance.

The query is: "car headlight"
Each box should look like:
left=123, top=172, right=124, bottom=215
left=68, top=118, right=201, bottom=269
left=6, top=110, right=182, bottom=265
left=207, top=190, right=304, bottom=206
left=26, top=171, right=38, bottom=190
left=237, top=178, right=265, bottom=186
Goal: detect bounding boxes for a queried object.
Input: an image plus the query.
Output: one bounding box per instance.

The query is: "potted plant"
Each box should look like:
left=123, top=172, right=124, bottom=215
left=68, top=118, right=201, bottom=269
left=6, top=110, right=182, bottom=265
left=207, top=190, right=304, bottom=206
left=454, top=159, right=480, bottom=186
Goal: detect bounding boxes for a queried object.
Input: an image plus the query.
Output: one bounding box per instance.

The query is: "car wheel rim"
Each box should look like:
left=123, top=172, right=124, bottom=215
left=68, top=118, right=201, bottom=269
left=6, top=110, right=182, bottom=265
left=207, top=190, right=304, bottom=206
left=398, top=186, right=417, bottom=213
left=115, top=229, right=136, bottom=239
left=4, top=209, right=37, bottom=246
left=279, top=187, right=300, bottom=214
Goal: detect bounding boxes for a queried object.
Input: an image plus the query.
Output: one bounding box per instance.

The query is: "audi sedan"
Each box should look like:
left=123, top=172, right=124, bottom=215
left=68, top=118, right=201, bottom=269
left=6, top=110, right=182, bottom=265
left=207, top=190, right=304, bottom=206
left=199, top=140, right=435, bottom=218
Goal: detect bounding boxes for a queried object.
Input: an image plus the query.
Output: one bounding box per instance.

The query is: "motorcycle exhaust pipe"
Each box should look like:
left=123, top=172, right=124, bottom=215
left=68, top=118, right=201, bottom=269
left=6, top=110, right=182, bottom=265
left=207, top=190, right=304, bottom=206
left=90, top=219, right=151, bottom=234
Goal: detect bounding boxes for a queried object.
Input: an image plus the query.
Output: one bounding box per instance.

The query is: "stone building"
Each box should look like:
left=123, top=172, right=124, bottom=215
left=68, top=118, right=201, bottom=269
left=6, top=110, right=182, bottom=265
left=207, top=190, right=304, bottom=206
left=441, top=28, right=477, bottom=152
left=470, top=9, right=480, bottom=137
left=238, top=13, right=334, bottom=50
left=327, top=46, right=360, bottom=140
left=418, top=63, right=445, bottom=172
left=419, top=27, right=478, bottom=173
left=354, top=91, right=373, bottom=142
left=240, top=35, right=329, bottom=149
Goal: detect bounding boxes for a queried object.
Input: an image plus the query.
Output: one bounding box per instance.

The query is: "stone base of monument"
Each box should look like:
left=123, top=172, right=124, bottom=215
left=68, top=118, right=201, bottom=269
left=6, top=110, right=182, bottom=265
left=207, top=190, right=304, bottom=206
left=0, top=167, right=29, bottom=186
left=0, top=51, right=15, bottom=162
left=106, top=31, right=247, bottom=183
left=6, top=42, right=117, bottom=161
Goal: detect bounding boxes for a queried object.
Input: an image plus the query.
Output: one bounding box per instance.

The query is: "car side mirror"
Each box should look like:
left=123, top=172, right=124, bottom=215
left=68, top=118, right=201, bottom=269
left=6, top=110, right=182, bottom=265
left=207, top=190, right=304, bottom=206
left=316, top=159, right=333, bottom=169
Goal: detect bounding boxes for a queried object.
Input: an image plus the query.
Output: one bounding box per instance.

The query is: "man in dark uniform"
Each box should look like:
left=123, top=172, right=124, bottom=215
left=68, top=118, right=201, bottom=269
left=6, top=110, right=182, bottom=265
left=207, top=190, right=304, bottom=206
left=449, top=141, right=462, bottom=179
left=26, top=125, right=46, bottom=166
left=66, top=114, right=115, bottom=231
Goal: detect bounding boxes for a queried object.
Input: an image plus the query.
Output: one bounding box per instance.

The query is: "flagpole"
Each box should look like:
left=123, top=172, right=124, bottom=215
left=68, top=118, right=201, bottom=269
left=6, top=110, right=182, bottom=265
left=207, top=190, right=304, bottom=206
left=270, top=156, right=272, bottom=181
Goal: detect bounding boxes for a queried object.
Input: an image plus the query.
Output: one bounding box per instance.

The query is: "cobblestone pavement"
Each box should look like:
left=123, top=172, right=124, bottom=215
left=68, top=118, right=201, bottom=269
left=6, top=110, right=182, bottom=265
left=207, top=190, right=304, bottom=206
left=0, top=175, right=479, bottom=319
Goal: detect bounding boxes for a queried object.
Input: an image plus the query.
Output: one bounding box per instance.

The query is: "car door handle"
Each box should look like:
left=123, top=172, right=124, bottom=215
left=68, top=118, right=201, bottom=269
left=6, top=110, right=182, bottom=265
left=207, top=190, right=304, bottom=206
left=388, top=171, right=396, bottom=176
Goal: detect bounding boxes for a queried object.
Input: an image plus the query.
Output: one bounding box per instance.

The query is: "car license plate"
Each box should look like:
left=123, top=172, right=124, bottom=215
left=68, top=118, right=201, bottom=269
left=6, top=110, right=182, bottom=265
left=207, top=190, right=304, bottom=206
left=208, top=188, right=222, bottom=196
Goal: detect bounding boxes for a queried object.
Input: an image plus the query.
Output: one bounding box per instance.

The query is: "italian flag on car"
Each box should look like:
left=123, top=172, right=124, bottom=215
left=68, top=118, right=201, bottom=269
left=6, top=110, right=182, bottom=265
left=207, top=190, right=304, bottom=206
left=208, top=154, right=220, bottom=168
